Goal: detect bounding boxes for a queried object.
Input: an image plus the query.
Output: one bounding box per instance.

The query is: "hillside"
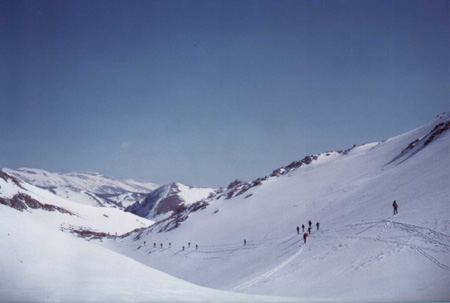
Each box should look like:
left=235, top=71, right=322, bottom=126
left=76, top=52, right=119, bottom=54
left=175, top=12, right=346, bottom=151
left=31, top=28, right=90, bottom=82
left=126, top=182, right=215, bottom=221
left=100, top=112, right=450, bottom=301
left=3, top=168, right=158, bottom=209
left=0, top=201, right=299, bottom=303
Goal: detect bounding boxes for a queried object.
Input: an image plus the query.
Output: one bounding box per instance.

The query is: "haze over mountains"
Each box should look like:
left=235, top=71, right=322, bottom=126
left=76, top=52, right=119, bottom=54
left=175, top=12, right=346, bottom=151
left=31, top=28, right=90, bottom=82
left=1, top=112, right=449, bottom=302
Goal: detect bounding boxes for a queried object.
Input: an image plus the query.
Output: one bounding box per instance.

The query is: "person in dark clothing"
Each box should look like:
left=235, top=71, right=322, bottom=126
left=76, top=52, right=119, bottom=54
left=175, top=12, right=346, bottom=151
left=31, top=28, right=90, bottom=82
left=316, top=222, right=320, bottom=231
left=297, top=226, right=300, bottom=234
left=244, top=239, right=247, bottom=245
left=393, top=200, right=398, bottom=215
left=303, top=233, right=308, bottom=244
left=308, top=220, right=312, bottom=228
left=153, top=243, right=156, bottom=248
left=144, top=241, right=146, bottom=246
left=169, top=242, right=171, bottom=248
left=196, top=244, right=198, bottom=250
left=182, top=246, right=185, bottom=251
left=160, top=243, right=163, bottom=248
left=308, top=227, right=311, bottom=235
left=188, top=242, right=191, bottom=248
left=302, top=224, right=305, bottom=232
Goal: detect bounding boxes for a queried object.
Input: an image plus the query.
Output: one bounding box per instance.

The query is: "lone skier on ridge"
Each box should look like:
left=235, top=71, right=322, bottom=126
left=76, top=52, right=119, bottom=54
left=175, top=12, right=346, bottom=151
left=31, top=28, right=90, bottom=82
left=393, top=200, right=398, bottom=215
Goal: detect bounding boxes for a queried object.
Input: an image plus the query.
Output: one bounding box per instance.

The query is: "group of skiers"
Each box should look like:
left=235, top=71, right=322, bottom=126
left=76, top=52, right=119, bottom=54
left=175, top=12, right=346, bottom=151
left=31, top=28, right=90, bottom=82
left=143, top=241, right=199, bottom=251
left=140, top=200, right=399, bottom=251
left=297, top=220, right=320, bottom=244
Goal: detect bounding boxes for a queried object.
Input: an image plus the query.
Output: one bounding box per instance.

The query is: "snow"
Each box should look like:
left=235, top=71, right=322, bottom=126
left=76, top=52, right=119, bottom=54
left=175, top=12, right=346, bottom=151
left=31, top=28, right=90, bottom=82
left=0, top=176, right=153, bottom=234
left=102, top=112, right=450, bottom=301
left=3, top=168, right=158, bottom=208
left=0, top=206, right=299, bottom=303
left=2, top=112, right=449, bottom=302
left=176, top=183, right=215, bottom=205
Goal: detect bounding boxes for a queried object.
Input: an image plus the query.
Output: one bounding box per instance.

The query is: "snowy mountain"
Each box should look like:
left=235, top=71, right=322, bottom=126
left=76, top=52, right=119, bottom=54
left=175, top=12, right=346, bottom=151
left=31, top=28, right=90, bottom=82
left=125, top=182, right=216, bottom=221
left=98, top=112, right=450, bottom=302
left=2, top=112, right=449, bottom=302
left=0, top=171, right=294, bottom=303
left=3, top=168, right=158, bottom=209
left=0, top=170, right=153, bottom=234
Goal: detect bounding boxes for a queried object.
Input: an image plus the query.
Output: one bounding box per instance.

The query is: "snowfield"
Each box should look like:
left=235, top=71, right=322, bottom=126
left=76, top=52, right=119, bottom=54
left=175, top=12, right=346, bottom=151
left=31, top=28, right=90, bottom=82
left=4, top=168, right=158, bottom=209
left=0, top=207, right=299, bottom=303
left=1, top=112, right=449, bottom=302
left=102, top=112, right=450, bottom=301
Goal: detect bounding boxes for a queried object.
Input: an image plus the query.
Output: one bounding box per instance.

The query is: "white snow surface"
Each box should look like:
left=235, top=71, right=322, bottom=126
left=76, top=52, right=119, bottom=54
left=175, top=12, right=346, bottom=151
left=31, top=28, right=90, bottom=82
left=2, top=112, right=449, bottom=302
left=0, top=176, right=153, bottom=234
left=103, top=112, right=450, bottom=302
left=0, top=206, right=300, bottom=303
left=176, top=183, right=215, bottom=205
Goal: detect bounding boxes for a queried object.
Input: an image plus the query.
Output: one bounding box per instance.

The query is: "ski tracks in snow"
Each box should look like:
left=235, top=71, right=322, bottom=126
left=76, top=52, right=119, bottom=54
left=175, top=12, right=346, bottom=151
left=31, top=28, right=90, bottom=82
left=329, top=217, right=450, bottom=272
left=231, top=245, right=305, bottom=292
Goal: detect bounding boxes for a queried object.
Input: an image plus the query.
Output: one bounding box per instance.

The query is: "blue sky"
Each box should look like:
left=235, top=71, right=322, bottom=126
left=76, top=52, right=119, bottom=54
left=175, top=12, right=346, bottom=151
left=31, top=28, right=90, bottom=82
left=1, top=0, right=449, bottom=187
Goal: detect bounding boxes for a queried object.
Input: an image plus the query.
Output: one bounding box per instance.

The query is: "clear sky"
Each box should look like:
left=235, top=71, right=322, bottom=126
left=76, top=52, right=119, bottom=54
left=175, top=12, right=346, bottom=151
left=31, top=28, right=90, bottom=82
left=1, top=0, right=449, bottom=188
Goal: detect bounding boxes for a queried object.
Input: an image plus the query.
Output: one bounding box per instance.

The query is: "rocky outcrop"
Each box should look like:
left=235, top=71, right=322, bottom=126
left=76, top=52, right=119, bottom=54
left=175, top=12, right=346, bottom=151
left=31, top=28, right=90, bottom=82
left=0, top=192, right=74, bottom=215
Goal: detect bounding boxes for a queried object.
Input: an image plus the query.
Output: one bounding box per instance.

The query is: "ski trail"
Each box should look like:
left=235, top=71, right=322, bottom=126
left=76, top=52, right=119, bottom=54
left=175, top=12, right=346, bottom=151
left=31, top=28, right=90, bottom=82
left=415, top=247, right=450, bottom=271
left=231, top=246, right=304, bottom=292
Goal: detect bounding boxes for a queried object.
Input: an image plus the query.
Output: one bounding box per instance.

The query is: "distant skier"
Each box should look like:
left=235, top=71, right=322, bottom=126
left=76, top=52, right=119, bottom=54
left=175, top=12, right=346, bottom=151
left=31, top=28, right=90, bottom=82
left=302, top=224, right=305, bottom=232
left=316, top=222, right=320, bottom=231
left=153, top=242, right=156, bottom=248
left=297, top=226, right=300, bottom=235
left=196, top=244, right=198, bottom=250
left=308, top=220, right=312, bottom=228
left=393, top=200, right=398, bottom=215
left=308, top=227, right=311, bottom=235
left=244, top=239, right=247, bottom=246
left=144, top=241, right=146, bottom=246
left=169, top=242, right=171, bottom=248
left=160, top=243, right=163, bottom=248
left=188, top=242, right=191, bottom=248
left=182, top=246, right=185, bottom=251
left=303, top=233, right=308, bottom=244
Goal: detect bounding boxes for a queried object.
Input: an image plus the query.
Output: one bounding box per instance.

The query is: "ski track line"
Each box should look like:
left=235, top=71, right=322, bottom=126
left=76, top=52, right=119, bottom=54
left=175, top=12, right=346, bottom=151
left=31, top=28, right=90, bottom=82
left=325, top=233, right=450, bottom=272
left=231, top=245, right=304, bottom=292
left=415, top=247, right=450, bottom=271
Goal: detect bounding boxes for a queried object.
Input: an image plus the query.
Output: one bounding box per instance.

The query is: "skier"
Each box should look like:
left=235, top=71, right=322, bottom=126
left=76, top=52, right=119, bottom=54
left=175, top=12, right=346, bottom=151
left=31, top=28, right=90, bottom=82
left=188, top=242, right=191, bottom=248
left=297, top=226, right=300, bottom=235
left=303, top=233, right=308, bottom=244
left=153, top=242, right=156, bottom=248
left=160, top=243, right=163, bottom=248
left=182, top=246, right=185, bottom=251
left=302, top=224, right=305, bottom=232
left=308, top=227, right=311, bottom=235
left=393, top=200, right=398, bottom=215
left=244, top=239, right=247, bottom=245
left=196, top=244, right=198, bottom=250
left=144, top=241, right=146, bottom=246
left=316, top=222, right=320, bottom=231
left=308, top=220, right=312, bottom=228
left=169, top=242, right=171, bottom=248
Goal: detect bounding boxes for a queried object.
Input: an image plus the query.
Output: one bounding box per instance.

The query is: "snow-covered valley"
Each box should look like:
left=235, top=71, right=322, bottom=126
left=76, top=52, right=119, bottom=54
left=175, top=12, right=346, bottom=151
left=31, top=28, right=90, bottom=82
left=1, top=112, right=449, bottom=302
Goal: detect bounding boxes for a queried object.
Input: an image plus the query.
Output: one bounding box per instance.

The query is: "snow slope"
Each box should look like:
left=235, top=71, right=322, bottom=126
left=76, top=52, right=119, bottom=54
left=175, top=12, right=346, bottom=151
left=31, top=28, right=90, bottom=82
left=104, top=112, right=450, bottom=301
left=0, top=171, right=153, bottom=234
left=0, top=206, right=301, bottom=303
left=3, top=168, right=158, bottom=209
